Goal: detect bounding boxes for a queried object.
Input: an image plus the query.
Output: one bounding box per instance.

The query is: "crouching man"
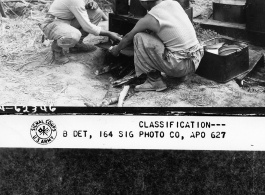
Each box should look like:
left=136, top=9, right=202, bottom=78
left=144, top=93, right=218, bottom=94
left=110, top=0, right=204, bottom=92
left=39, top=0, right=122, bottom=64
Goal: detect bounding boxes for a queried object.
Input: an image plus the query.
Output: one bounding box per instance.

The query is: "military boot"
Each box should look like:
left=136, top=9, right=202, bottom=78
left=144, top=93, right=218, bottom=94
left=69, top=39, right=97, bottom=53
left=135, top=70, right=167, bottom=92
left=51, top=41, right=69, bottom=64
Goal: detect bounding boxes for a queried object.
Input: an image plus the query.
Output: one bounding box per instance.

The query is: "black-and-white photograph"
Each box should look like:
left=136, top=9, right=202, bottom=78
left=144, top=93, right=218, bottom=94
left=1, top=0, right=265, bottom=107
left=1, top=0, right=265, bottom=194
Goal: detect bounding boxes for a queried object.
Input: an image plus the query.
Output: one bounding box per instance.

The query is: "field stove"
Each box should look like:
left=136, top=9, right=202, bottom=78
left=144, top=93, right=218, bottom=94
left=96, top=0, right=193, bottom=86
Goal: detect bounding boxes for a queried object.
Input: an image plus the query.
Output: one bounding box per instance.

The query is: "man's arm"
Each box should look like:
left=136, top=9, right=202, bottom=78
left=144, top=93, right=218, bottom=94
left=69, top=5, right=101, bottom=35
left=99, top=30, right=122, bottom=42
left=69, top=5, right=121, bottom=42
left=110, top=14, right=160, bottom=56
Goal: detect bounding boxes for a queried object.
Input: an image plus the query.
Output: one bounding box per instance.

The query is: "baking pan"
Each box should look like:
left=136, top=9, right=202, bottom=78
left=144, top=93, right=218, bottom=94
left=196, top=37, right=249, bottom=83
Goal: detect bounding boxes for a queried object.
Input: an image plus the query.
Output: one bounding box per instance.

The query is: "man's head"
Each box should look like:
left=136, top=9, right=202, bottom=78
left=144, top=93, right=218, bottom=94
left=139, top=0, right=161, bottom=11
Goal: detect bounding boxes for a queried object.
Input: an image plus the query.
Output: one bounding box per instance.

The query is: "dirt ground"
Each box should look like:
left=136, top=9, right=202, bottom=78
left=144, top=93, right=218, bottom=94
left=1, top=1, right=265, bottom=107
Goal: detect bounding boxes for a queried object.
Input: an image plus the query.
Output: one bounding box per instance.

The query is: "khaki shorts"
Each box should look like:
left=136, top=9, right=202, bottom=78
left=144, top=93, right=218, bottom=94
left=133, top=32, right=204, bottom=77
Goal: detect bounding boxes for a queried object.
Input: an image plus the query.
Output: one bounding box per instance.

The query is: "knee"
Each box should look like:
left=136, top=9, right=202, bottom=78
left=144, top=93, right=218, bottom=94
left=71, top=30, right=82, bottom=43
left=133, top=33, right=147, bottom=49
left=98, top=9, right=108, bottom=21
left=57, top=30, right=81, bottom=48
left=95, top=8, right=104, bottom=19
left=134, top=32, right=145, bottom=43
left=88, top=8, right=104, bottom=25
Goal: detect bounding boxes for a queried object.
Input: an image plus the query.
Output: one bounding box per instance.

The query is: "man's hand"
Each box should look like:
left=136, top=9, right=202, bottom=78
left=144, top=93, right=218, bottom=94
left=108, top=32, right=123, bottom=44
left=109, top=45, right=120, bottom=57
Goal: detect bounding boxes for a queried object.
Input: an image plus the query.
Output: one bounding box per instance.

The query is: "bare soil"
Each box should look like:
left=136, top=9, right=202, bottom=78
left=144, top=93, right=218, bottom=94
left=1, top=1, right=265, bottom=107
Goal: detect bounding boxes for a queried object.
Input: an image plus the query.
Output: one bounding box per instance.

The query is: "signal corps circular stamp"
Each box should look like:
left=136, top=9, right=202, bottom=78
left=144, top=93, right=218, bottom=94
left=30, top=119, right=57, bottom=145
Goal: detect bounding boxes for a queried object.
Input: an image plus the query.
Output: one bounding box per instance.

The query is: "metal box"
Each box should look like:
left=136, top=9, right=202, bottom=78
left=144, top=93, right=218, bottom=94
left=174, top=0, right=190, bottom=9
left=246, top=0, right=265, bottom=33
left=185, top=7, right=193, bottom=23
left=213, top=1, right=246, bottom=24
left=113, top=0, right=129, bottom=15
left=245, top=0, right=265, bottom=46
left=109, top=7, right=193, bottom=35
left=196, top=37, right=249, bottom=83
left=113, top=0, right=190, bottom=16
left=129, top=0, right=147, bottom=17
left=109, top=13, right=138, bottom=36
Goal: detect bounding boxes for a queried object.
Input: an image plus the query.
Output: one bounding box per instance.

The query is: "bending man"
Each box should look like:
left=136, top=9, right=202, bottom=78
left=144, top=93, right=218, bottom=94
left=110, top=0, right=204, bottom=92
left=40, top=0, right=122, bottom=64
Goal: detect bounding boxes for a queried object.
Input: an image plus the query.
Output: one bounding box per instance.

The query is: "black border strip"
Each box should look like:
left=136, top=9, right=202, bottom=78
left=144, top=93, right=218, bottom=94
left=1, top=107, right=265, bottom=116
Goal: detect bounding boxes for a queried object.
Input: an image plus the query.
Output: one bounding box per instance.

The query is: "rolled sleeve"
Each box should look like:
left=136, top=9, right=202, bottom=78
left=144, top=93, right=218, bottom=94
left=69, top=6, right=101, bottom=35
